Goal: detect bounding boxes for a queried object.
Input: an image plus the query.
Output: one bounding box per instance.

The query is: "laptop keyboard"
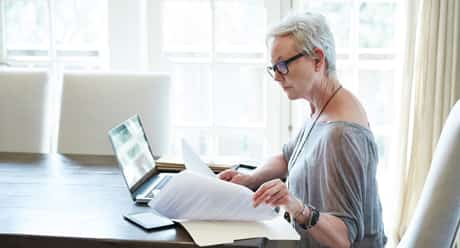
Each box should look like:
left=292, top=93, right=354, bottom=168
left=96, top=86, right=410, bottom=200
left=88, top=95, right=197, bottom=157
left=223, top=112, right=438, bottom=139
left=145, top=175, right=173, bottom=198
left=155, top=175, right=173, bottom=190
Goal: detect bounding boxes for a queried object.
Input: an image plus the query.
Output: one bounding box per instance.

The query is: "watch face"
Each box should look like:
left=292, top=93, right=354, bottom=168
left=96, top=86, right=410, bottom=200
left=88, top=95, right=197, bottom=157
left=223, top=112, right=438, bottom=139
left=310, top=207, right=320, bottom=226
left=296, top=205, right=320, bottom=229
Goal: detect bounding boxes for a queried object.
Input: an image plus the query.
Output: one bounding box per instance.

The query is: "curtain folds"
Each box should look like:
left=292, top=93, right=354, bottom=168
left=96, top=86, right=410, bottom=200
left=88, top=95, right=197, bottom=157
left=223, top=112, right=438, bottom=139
left=391, top=0, right=460, bottom=245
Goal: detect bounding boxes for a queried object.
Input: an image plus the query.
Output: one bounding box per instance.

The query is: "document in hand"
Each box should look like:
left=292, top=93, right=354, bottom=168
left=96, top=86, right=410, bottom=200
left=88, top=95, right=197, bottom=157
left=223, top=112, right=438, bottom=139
left=148, top=170, right=300, bottom=246
left=149, top=170, right=276, bottom=220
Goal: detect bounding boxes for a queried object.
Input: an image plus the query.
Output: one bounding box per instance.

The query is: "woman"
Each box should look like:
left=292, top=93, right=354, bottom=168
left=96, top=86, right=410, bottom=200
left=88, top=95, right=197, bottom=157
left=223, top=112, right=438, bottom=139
left=219, top=12, right=386, bottom=247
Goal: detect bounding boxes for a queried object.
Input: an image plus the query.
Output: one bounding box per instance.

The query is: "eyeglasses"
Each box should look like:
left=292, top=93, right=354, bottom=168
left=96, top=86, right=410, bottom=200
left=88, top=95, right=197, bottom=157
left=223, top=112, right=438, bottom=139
left=266, top=53, right=306, bottom=78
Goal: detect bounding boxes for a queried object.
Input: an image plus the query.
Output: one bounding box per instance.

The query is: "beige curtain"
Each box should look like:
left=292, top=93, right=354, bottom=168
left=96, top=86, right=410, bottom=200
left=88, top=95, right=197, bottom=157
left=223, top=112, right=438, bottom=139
left=390, top=0, right=460, bottom=245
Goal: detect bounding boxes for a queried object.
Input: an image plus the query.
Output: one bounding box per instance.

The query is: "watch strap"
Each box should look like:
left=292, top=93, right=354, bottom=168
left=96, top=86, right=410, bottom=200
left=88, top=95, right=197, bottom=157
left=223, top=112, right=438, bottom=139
left=298, top=204, right=320, bottom=229
left=309, top=204, right=320, bottom=227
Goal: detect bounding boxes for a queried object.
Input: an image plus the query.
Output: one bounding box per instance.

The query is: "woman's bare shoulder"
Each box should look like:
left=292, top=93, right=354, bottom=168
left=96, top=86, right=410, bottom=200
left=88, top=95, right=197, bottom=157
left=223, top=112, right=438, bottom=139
left=325, top=88, right=369, bottom=128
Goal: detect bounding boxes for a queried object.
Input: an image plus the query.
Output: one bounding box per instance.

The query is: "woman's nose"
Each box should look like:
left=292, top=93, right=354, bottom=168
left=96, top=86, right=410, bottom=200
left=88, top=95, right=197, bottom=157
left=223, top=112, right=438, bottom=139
left=273, top=71, right=284, bottom=82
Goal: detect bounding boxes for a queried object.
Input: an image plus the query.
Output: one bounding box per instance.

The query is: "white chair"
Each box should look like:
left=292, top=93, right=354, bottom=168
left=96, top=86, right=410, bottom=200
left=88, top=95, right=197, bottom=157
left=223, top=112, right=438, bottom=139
left=398, top=100, right=460, bottom=248
left=0, top=70, right=49, bottom=153
left=58, top=72, right=171, bottom=156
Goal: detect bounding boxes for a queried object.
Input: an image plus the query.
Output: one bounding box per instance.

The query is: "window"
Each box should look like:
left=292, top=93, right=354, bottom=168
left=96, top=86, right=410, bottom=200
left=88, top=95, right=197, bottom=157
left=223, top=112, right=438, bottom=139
left=2, top=0, right=108, bottom=69
left=1, top=0, right=108, bottom=151
left=0, top=0, right=402, bottom=171
left=1, top=0, right=284, bottom=159
left=294, top=0, right=401, bottom=172
left=296, top=0, right=403, bottom=233
left=161, top=0, right=282, bottom=164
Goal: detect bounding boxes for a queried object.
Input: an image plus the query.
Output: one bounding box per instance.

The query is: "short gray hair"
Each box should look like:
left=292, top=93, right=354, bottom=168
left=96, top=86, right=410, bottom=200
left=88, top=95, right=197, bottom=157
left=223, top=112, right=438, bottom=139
left=266, top=12, right=337, bottom=77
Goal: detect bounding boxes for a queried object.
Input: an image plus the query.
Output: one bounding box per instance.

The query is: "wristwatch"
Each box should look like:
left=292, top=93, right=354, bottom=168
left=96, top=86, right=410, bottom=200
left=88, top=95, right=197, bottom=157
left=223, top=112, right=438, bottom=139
left=299, top=204, right=320, bottom=229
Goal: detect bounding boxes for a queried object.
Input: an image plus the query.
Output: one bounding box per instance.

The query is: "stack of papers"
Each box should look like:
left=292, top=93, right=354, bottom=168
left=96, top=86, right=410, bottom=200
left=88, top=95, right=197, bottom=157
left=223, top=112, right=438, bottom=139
left=149, top=170, right=276, bottom=221
left=149, top=170, right=300, bottom=246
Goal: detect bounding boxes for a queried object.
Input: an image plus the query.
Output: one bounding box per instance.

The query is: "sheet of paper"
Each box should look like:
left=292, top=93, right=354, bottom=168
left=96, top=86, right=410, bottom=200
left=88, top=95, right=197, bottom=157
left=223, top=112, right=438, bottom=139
left=178, top=216, right=300, bottom=247
left=149, top=170, right=277, bottom=221
left=181, top=139, right=216, bottom=177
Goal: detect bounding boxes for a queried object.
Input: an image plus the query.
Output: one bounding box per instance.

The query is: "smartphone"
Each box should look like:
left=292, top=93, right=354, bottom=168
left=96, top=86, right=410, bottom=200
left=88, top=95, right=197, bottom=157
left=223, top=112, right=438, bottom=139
left=124, top=211, right=175, bottom=230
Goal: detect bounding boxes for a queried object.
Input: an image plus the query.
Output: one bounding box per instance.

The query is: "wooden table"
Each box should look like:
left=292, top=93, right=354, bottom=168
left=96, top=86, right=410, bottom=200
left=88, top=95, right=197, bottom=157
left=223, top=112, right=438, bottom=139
left=0, top=152, right=295, bottom=248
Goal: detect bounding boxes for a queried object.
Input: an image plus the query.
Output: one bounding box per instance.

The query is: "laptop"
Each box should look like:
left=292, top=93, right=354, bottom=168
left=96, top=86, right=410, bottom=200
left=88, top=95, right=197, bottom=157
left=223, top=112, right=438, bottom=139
left=108, top=114, right=174, bottom=204
left=181, top=139, right=216, bottom=178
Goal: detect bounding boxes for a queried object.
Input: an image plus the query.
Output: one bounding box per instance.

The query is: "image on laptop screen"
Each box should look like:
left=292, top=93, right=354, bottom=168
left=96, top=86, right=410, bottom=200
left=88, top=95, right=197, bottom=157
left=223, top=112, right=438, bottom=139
left=109, top=115, right=155, bottom=190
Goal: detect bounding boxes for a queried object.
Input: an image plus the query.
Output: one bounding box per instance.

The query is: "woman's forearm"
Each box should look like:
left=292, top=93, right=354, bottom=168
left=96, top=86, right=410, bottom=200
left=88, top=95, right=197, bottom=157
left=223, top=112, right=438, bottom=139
left=249, top=158, right=351, bottom=247
left=294, top=206, right=350, bottom=248
left=248, top=154, right=288, bottom=190
left=307, top=213, right=350, bottom=248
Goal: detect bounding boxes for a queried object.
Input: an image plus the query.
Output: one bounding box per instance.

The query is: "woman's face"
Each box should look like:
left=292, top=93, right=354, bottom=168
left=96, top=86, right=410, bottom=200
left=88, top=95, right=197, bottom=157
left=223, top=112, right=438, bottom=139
left=270, top=36, right=317, bottom=100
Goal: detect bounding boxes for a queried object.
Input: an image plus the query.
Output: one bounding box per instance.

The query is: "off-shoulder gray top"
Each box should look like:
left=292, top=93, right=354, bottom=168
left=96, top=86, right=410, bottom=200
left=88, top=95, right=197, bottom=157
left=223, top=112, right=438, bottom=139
left=283, top=121, right=387, bottom=247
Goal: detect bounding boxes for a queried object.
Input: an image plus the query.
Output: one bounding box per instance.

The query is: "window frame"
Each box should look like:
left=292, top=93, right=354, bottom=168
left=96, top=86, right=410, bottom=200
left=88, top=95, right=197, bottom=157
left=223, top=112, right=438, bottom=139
left=0, top=0, right=109, bottom=152
left=0, top=0, right=109, bottom=69
left=0, top=0, right=404, bottom=165
left=289, top=0, right=401, bottom=169
left=146, top=0, right=290, bottom=162
left=0, top=0, right=293, bottom=160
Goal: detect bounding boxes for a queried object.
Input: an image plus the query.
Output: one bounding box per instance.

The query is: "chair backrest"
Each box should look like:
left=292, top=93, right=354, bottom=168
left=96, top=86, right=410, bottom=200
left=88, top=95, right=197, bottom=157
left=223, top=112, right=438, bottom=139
left=58, top=72, right=170, bottom=156
left=0, top=70, right=49, bottom=153
left=398, top=100, right=460, bottom=248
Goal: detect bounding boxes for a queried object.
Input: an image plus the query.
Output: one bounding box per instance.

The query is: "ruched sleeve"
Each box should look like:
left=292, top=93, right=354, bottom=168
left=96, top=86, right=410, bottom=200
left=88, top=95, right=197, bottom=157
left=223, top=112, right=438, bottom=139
left=287, top=122, right=386, bottom=247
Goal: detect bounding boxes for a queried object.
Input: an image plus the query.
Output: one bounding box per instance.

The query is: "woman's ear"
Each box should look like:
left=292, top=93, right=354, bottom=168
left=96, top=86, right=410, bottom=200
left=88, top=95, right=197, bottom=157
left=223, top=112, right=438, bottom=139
left=313, top=47, right=325, bottom=72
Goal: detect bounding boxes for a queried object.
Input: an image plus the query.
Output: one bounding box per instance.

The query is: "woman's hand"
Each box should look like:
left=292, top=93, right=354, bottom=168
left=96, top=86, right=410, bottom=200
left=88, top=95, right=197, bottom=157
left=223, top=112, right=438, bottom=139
left=252, top=179, right=301, bottom=214
left=218, top=169, right=253, bottom=188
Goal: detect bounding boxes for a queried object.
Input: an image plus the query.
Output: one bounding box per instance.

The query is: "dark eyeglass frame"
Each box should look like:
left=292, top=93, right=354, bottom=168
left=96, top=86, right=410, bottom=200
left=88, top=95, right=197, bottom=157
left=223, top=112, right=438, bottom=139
left=266, top=52, right=306, bottom=78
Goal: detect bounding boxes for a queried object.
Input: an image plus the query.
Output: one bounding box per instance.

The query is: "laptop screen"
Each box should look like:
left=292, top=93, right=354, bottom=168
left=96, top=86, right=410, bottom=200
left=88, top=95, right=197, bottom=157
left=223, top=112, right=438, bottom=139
left=108, top=115, right=156, bottom=190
